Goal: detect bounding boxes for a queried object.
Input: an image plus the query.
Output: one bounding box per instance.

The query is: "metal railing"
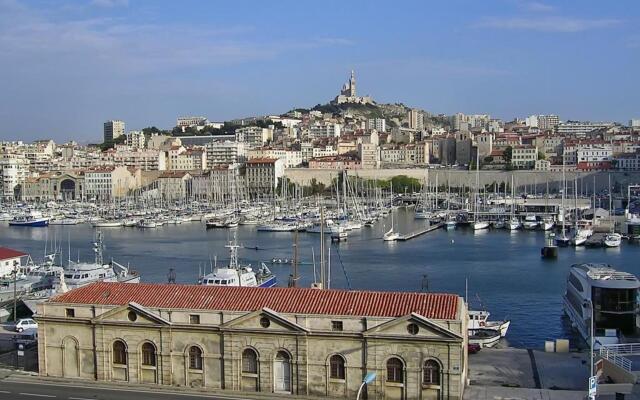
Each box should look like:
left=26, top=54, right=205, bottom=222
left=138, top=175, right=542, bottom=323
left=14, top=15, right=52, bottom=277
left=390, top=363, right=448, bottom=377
left=599, top=344, right=640, bottom=372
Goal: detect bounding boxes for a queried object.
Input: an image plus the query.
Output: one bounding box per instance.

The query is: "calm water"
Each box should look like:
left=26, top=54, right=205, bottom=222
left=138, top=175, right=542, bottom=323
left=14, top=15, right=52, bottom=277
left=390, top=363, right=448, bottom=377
left=2, top=209, right=639, bottom=349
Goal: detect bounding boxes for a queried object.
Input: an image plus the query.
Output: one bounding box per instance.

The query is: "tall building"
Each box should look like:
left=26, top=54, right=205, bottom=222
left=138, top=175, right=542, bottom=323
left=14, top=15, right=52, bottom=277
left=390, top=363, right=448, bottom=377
left=630, top=119, right=640, bottom=128
left=407, top=109, right=424, bottom=130
left=367, top=118, right=386, bottom=132
left=104, top=120, right=125, bottom=143
left=126, top=131, right=146, bottom=149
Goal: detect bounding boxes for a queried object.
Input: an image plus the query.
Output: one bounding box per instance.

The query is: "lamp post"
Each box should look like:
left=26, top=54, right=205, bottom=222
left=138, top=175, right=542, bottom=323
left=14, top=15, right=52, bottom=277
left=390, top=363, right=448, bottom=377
left=584, top=299, right=594, bottom=388
left=356, top=372, right=376, bottom=400
left=12, top=260, right=18, bottom=322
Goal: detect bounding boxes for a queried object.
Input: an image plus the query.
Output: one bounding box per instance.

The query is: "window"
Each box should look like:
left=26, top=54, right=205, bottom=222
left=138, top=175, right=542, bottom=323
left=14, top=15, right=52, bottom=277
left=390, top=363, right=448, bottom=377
left=127, top=311, right=137, bottom=322
left=423, top=360, right=440, bottom=385
left=407, top=323, right=419, bottom=335
left=242, top=349, right=258, bottom=374
left=386, top=357, right=403, bottom=383
left=331, top=321, right=343, bottom=332
left=113, top=340, right=127, bottom=365
left=260, top=317, right=270, bottom=328
left=65, top=308, right=75, bottom=318
left=188, top=346, right=203, bottom=370
left=189, top=314, right=200, bottom=324
left=141, top=343, right=156, bottom=366
left=329, top=355, right=345, bottom=380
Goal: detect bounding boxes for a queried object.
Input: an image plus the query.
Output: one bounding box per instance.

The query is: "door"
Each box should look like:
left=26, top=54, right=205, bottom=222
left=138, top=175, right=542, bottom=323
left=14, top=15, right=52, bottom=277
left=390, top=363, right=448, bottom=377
left=63, top=337, right=80, bottom=378
left=274, top=351, right=291, bottom=393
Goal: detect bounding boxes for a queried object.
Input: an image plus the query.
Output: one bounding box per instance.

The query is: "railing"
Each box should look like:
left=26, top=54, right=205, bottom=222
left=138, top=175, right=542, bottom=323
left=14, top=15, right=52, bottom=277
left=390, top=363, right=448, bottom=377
left=599, top=344, right=640, bottom=372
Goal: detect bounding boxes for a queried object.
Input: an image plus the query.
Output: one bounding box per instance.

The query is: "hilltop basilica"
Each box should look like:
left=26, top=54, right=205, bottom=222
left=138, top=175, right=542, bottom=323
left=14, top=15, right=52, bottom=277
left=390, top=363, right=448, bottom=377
left=331, top=70, right=374, bottom=105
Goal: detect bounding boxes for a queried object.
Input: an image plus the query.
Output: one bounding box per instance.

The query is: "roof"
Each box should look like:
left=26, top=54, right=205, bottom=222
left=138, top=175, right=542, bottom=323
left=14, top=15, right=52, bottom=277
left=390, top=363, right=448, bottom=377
left=246, top=157, right=279, bottom=164
left=0, top=247, right=27, bottom=260
left=49, top=282, right=460, bottom=320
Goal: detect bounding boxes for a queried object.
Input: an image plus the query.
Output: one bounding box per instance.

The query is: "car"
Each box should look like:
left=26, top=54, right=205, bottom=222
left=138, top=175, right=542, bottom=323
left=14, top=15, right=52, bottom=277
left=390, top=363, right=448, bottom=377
left=468, top=343, right=481, bottom=354
left=15, top=318, right=37, bottom=333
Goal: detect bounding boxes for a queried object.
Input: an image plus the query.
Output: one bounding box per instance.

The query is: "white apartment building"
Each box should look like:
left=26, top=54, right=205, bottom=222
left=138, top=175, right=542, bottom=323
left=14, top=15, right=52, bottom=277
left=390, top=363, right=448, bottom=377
left=84, top=166, right=139, bottom=201
left=104, top=120, right=125, bottom=143
left=308, top=123, right=342, bottom=139
left=107, top=146, right=166, bottom=171
left=358, top=143, right=380, bottom=169
left=244, top=158, right=284, bottom=196
left=407, top=109, right=423, bottom=130
left=511, top=145, right=538, bottom=169
left=177, top=116, right=208, bottom=128
left=126, top=131, right=146, bottom=149
left=615, top=151, right=640, bottom=171
left=205, top=141, right=246, bottom=167
left=555, top=121, right=614, bottom=136
left=629, top=119, right=640, bottom=128
left=576, top=146, right=612, bottom=170
left=235, top=126, right=273, bottom=148
left=0, top=155, right=30, bottom=200
left=165, top=146, right=204, bottom=171
left=367, top=118, right=386, bottom=132
left=312, top=146, right=338, bottom=158
left=525, top=115, right=559, bottom=130
left=247, top=148, right=302, bottom=168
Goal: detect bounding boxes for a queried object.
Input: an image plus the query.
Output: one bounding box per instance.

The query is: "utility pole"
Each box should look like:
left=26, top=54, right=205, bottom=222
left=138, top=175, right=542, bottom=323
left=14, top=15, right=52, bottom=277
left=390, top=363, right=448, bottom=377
left=13, top=261, right=18, bottom=322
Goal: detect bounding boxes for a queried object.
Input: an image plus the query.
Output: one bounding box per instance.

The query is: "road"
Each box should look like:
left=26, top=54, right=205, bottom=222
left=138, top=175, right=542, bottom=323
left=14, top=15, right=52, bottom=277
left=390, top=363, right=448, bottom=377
left=0, top=378, right=252, bottom=400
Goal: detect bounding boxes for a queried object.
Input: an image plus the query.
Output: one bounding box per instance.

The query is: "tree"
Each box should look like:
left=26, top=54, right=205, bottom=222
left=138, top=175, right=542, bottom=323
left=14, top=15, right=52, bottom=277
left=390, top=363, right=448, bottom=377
left=504, top=146, right=513, bottom=163
left=537, top=151, right=546, bottom=160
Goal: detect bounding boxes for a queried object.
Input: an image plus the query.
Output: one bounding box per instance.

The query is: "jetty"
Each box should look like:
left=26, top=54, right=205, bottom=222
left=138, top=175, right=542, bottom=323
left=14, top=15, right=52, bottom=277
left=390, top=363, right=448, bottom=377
left=397, top=223, right=444, bottom=241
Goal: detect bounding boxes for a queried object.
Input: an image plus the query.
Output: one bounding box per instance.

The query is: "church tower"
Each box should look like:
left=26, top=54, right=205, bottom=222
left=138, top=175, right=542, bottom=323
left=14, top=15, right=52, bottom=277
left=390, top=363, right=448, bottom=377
left=348, top=70, right=356, bottom=97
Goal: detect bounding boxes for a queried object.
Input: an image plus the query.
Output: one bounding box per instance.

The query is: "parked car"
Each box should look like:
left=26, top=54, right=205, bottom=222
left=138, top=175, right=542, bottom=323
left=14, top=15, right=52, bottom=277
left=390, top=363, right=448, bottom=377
left=15, top=318, right=37, bottom=333
left=468, top=343, right=481, bottom=354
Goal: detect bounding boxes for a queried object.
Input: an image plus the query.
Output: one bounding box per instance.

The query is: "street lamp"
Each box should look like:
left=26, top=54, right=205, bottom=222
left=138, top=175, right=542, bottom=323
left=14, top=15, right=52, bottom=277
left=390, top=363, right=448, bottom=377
left=356, top=372, right=376, bottom=400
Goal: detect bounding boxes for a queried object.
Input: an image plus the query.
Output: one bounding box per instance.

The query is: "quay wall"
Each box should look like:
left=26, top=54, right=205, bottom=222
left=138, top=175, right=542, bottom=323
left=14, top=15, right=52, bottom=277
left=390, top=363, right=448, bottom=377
left=284, top=168, right=640, bottom=193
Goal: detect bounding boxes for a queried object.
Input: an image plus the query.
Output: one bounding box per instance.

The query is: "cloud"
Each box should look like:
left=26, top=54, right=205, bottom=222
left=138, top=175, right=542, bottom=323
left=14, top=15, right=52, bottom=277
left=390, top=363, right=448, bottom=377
left=90, top=0, right=128, bottom=7
left=475, top=16, right=621, bottom=33
left=522, top=1, right=555, bottom=12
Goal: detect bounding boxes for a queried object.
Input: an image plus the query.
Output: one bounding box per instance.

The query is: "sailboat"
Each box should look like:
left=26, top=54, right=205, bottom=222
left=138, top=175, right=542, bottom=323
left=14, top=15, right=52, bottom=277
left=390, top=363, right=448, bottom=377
left=555, top=153, right=571, bottom=246
left=383, top=209, right=400, bottom=241
left=472, top=151, right=489, bottom=230
left=603, top=175, right=622, bottom=248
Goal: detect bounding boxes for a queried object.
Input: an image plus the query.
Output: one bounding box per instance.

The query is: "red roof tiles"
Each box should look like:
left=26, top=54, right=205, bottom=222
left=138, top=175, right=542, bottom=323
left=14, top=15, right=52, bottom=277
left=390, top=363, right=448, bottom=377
left=0, top=247, right=27, bottom=261
left=50, top=282, right=459, bottom=320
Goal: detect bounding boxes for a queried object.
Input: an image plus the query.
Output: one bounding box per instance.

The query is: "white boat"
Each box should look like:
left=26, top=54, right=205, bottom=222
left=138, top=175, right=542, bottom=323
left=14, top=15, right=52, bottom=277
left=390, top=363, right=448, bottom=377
left=198, top=238, right=276, bottom=288
left=522, top=215, right=539, bottom=230
left=92, top=219, right=122, bottom=228
left=468, top=328, right=501, bottom=348
left=414, top=210, right=432, bottom=220
left=468, top=309, right=510, bottom=338
left=473, top=221, right=490, bottom=230
left=541, top=217, right=554, bottom=231
left=137, top=219, right=158, bottom=228
left=508, top=217, right=521, bottom=231
left=383, top=228, right=400, bottom=241
left=49, top=218, right=80, bottom=225
left=603, top=233, right=622, bottom=248
left=257, top=222, right=297, bottom=232
left=571, top=228, right=592, bottom=246
left=445, top=219, right=457, bottom=230
left=563, top=263, right=639, bottom=349
left=123, top=217, right=139, bottom=227
left=492, top=220, right=505, bottom=229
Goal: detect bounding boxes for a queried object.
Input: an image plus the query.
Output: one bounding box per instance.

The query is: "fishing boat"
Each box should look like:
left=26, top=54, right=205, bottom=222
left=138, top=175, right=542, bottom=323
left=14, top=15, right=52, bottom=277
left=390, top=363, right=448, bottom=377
left=198, top=238, right=276, bottom=288
left=468, top=309, right=510, bottom=338
left=9, top=211, right=49, bottom=227
left=468, top=328, right=501, bottom=348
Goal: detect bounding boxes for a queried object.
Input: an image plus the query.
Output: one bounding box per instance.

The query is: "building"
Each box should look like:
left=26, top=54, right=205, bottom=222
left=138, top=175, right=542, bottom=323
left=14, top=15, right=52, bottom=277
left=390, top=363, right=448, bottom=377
left=0, top=247, right=27, bottom=278
left=156, top=171, right=192, bottom=201
left=308, top=155, right=361, bottom=170
left=629, top=119, right=640, bottom=128
left=109, top=146, right=165, bottom=171
left=358, top=142, right=380, bottom=169
left=84, top=166, right=139, bottom=201
left=0, top=154, right=30, bottom=200
left=104, top=120, right=125, bottom=143
left=244, top=158, right=284, bottom=196
left=235, top=127, right=273, bottom=148
left=309, top=123, right=342, bottom=140
left=511, top=145, right=538, bottom=169
left=332, top=70, right=374, bottom=105
left=126, top=131, right=146, bottom=149
left=37, top=282, right=467, bottom=399
left=555, top=121, right=615, bottom=136
left=205, top=141, right=246, bottom=167
left=438, top=137, right=457, bottom=165
left=367, top=118, right=386, bottom=132
left=177, top=116, right=208, bottom=128
left=525, top=115, right=559, bottom=130
left=22, top=172, right=85, bottom=202
left=534, top=159, right=551, bottom=171
left=576, top=146, right=612, bottom=171
left=191, top=165, right=240, bottom=201
left=615, top=151, right=640, bottom=171
left=407, top=109, right=424, bottom=130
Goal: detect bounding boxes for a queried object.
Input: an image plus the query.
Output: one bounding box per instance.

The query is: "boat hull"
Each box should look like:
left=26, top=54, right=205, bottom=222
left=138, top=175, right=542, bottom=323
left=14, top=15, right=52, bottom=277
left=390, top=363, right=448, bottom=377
left=9, top=219, right=49, bottom=227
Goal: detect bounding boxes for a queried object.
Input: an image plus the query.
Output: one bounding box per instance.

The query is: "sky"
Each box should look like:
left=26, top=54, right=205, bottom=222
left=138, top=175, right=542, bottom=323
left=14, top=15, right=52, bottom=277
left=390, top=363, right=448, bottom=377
left=0, top=0, right=638, bottom=142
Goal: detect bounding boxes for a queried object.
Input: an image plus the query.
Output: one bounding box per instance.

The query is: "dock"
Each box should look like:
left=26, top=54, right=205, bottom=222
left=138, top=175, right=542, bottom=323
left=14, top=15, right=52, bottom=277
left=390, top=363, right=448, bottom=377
left=397, top=223, right=443, bottom=241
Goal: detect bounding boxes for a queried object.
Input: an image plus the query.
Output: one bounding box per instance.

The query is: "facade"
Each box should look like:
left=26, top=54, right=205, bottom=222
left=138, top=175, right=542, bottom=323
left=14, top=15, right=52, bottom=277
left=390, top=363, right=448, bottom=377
left=332, top=70, right=374, bottom=105
left=191, top=165, right=239, bottom=202
left=37, top=282, right=467, bottom=400
left=358, top=142, right=380, bottom=169
left=22, top=172, right=85, bottom=202
left=555, top=121, right=615, bottom=136
left=511, top=145, right=538, bottom=169
left=84, top=166, right=139, bottom=201
left=309, top=123, right=342, bottom=140
left=109, top=147, right=165, bottom=171
left=407, top=109, right=424, bottom=131
left=156, top=171, right=192, bottom=201
left=0, top=247, right=27, bottom=278
left=0, top=154, right=30, bottom=200
left=367, top=118, right=386, bottom=132
left=177, top=116, right=208, bottom=128
left=308, top=155, right=361, bottom=170
left=126, top=131, right=146, bottom=149
left=206, top=141, right=246, bottom=167
left=615, top=151, right=640, bottom=171
left=104, top=120, right=125, bottom=143
left=235, top=127, right=272, bottom=148
left=244, top=158, right=284, bottom=196
left=576, top=146, right=612, bottom=171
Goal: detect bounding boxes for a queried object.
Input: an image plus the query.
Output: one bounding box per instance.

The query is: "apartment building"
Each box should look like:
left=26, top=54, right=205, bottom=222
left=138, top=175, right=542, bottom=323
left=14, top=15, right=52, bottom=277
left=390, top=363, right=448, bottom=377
left=84, top=166, right=139, bottom=201
left=511, top=145, right=538, bottom=169
left=205, top=141, right=246, bottom=167
left=104, top=120, right=125, bottom=143
left=308, top=123, right=342, bottom=140
left=235, top=126, right=273, bottom=148
left=576, top=146, right=613, bottom=171
left=244, top=158, right=284, bottom=196
left=0, top=154, right=30, bottom=200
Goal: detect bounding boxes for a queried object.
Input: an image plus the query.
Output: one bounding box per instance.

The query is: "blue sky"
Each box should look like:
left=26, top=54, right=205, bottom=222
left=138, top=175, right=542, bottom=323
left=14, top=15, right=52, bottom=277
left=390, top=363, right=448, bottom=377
left=0, top=0, right=638, bottom=142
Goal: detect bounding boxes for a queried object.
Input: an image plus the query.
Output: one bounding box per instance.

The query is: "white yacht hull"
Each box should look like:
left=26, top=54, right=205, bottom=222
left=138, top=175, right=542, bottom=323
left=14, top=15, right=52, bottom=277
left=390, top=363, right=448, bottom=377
left=473, top=221, right=490, bottom=230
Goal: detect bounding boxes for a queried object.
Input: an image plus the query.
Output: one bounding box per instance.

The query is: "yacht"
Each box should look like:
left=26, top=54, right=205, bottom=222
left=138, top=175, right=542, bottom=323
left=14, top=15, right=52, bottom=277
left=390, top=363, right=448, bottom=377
left=63, top=232, right=140, bottom=290
left=522, top=214, right=539, bottom=230
left=445, top=217, right=457, bottom=230
left=571, top=228, right=592, bottom=246
left=541, top=217, right=554, bottom=231
left=603, top=233, right=622, bottom=248
left=492, top=219, right=505, bottom=229
left=198, top=239, right=276, bottom=288
left=563, top=263, right=640, bottom=348
left=472, top=220, right=490, bottom=231
left=137, top=219, right=158, bottom=228
left=9, top=211, right=49, bottom=227
left=92, top=219, right=123, bottom=228
left=49, top=218, right=80, bottom=225
left=508, top=217, right=521, bottom=231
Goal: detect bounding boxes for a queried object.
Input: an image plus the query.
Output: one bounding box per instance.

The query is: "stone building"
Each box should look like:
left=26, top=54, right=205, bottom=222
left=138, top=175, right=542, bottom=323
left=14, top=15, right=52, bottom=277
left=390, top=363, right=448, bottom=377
left=37, top=282, right=467, bottom=399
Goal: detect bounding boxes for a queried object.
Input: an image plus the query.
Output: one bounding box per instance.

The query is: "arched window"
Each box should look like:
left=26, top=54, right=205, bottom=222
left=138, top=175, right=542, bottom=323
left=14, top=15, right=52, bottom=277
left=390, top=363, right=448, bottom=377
left=386, top=357, right=404, bottom=383
left=113, top=340, right=127, bottom=365
left=141, top=342, right=156, bottom=366
left=329, top=355, right=345, bottom=380
left=188, top=346, right=203, bottom=370
left=242, top=348, right=258, bottom=374
left=423, top=360, right=440, bottom=385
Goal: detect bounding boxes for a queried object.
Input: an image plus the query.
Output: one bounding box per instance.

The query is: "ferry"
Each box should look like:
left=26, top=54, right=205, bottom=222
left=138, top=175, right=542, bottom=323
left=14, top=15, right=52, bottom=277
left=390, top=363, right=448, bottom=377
left=563, top=263, right=640, bottom=349
left=9, top=211, right=49, bottom=227
left=198, top=239, right=276, bottom=288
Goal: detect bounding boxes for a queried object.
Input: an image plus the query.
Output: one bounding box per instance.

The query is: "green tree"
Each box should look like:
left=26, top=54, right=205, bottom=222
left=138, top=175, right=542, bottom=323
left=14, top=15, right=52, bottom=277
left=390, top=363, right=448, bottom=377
left=537, top=151, right=546, bottom=160
left=504, top=146, right=513, bottom=163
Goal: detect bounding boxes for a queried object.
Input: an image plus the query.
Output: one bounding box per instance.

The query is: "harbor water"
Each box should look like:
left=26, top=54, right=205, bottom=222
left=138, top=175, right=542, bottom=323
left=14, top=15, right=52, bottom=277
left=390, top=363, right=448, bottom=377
left=2, top=208, right=639, bottom=349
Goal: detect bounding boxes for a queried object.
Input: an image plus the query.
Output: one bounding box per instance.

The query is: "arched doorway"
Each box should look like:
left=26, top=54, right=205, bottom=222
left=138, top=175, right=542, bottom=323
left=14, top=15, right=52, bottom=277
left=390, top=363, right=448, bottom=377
left=60, top=179, right=76, bottom=201
left=62, top=336, right=80, bottom=378
left=273, top=350, right=291, bottom=393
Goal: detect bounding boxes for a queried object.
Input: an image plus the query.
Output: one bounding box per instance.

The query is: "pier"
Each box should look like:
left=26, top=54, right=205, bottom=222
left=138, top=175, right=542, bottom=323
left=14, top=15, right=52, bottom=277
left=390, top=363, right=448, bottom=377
left=397, top=223, right=444, bottom=241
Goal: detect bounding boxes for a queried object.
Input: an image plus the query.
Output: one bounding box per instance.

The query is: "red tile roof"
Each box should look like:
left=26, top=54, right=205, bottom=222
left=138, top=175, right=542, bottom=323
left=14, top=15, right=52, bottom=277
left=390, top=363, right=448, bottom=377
left=50, top=282, right=459, bottom=320
left=0, top=247, right=27, bottom=261
left=246, top=157, right=279, bottom=164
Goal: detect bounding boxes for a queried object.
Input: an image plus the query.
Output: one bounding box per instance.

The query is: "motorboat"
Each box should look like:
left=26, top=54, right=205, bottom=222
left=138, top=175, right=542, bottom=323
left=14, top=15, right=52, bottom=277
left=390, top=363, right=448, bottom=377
left=9, top=211, right=49, bottom=227
left=508, top=217, right=521, bottom=231
left=468, top=328, right=501, bottom=348
left=523, top=215, right=539, bottom=230
left=198, top=238, right=276, bottom=288
left=123, top=217, right=139, bottom=227
left=492, top=220, right=505, bottom=229
left=92, top=219, right=122, bottom=228
left=541, top=217, right=554, bottom=231
left=473, top=221, right=490, bottom=231
left=468, top=309, right=510, bottom=338
left=603, top=233, right=622, bottom=248
left=563, top=263, right=639, bottom=349
left=257, top=222, right=297, bottom=232
left=445, top=219, right=457, bottom=230
left=137, top=219, right=158, bottom=229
